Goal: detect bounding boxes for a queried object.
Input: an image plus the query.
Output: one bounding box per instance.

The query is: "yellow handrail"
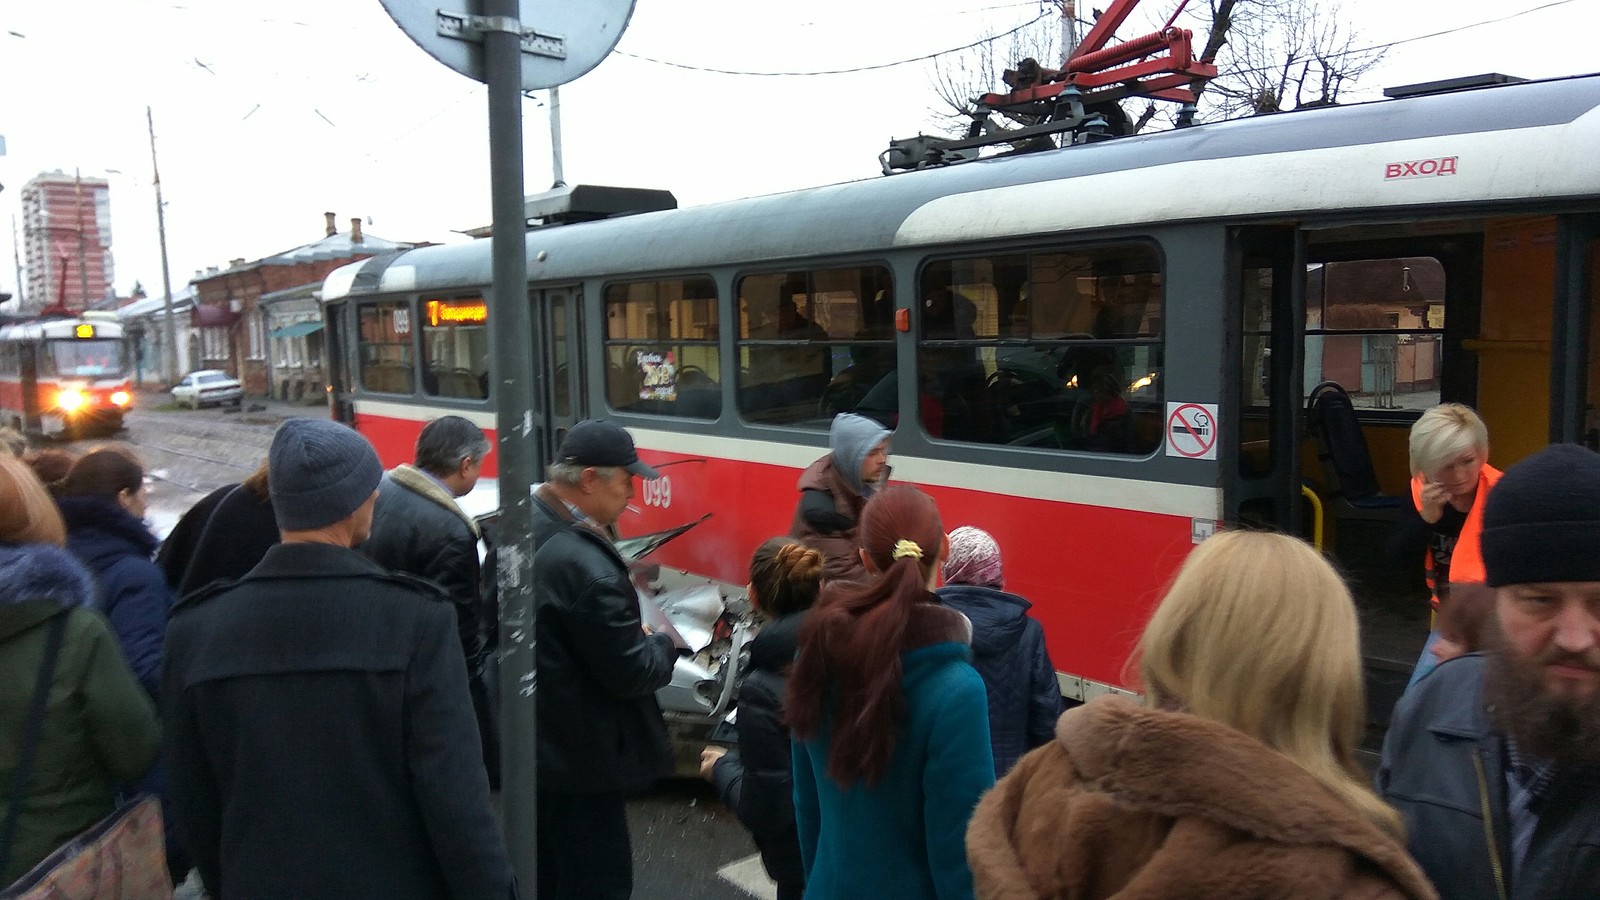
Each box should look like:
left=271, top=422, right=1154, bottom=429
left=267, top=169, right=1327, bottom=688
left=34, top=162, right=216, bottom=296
left=1300, top=485, right=1324, bottom=551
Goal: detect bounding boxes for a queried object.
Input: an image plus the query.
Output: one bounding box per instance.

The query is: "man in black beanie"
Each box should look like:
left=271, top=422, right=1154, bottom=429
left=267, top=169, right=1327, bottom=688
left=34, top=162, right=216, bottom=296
left=163, top=418, right=517, bottom=900
left=1378, top=443, right=1600, bottom=900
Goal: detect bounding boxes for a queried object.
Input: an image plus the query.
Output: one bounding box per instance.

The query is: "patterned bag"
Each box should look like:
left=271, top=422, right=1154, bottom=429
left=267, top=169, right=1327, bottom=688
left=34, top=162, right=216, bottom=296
left=0, top=797, right=170, bottom=900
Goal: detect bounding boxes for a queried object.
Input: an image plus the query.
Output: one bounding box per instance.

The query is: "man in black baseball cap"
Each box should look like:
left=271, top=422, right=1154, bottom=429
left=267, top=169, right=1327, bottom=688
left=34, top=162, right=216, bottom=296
left=556, top=419, right=661, bottom=481
left=529, top=419, right=675, bottom=899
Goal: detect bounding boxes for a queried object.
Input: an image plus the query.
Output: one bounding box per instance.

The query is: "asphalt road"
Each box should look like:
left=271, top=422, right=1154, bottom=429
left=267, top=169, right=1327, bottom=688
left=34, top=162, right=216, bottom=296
left=60, top=395, right=777, bottom=899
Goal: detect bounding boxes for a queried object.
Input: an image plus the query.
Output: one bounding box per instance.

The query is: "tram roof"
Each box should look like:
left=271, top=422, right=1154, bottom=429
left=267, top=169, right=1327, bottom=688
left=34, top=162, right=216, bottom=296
left=324, top=73, right=1600, bottom=300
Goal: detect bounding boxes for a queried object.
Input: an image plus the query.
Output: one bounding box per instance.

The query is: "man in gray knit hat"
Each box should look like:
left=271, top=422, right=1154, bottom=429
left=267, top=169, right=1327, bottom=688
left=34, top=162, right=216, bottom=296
left=163, top=418, right=516, bottom=900
left=1379, top=442, right=1600, bottom=900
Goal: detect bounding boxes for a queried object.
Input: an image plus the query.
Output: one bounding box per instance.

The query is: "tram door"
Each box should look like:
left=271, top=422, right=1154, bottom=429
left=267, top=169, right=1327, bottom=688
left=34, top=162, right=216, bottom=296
left=1551, top=215, right=1600, bottom=447
left=324, top=301, right=355, bottom=425
left=17, top=343, right=41, bottom=433
left=1226, top=226, right=1306, bottom=534
left=535, top=287, right=585, bottom=468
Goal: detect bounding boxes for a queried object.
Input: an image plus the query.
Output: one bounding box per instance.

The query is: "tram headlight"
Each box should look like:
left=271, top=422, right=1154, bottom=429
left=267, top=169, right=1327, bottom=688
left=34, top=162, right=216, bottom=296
left=56, top=389, right=86, bottom=412
left=110, top=390, right=132, bottom=407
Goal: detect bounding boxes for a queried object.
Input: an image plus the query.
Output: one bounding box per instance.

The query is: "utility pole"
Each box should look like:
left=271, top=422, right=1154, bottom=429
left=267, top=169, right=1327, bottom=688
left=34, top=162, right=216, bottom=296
left=483, top=0, right=538, bottom=886
left=148, top=107, right=178, bottom=384
left=74, top=169, right=90, bottom=309
left=549, top=86, right=565, bottom=186
left=1062, top=0, right=1080, bottom=62
left=9, top=216, right=23, bottom=310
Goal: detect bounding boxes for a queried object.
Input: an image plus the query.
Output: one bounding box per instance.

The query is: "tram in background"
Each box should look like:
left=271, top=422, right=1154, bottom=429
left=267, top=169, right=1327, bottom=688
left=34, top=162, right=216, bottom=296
left=321, top=73, right=1600, bottom=734
left=0, top=310, right=133, bottom=438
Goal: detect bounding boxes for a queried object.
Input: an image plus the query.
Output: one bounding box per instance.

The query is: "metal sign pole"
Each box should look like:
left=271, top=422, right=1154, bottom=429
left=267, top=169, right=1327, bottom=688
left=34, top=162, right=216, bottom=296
left=484, top=0, right=540, bottom=888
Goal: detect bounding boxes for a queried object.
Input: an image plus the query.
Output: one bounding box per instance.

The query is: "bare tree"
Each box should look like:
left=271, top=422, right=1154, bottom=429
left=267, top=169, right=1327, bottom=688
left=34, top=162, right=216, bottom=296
left=928, top=19, right=1063, bottom=127
left=1192, top=0, right=1385, bottom=118
left=925, top=0, right=1383, bottom=138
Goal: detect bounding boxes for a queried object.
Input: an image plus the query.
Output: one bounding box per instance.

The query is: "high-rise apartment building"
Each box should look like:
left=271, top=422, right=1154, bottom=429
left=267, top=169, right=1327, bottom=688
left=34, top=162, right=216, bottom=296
left=20, top=171, right=113, bottom=313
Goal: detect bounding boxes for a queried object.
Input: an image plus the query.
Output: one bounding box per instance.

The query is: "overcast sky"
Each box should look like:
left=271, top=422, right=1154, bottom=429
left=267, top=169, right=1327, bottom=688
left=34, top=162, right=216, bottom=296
left=0, top=0, right=1594, bottom=302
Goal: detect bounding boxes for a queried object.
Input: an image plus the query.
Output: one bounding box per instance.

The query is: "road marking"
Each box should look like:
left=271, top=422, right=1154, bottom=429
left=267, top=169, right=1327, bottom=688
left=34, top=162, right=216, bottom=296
left=717, top=853, right=777, bottom=900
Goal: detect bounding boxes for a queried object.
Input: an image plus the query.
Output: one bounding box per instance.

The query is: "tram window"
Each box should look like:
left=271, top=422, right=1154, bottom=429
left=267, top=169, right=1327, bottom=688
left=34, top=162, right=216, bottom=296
left=357, top=301, right=416, bottom=394
left=917, top=245, right=1164, bottom=454
left=420, top=297, right=489, bottom=400
left=736, top=266, right=895, bottom=427
left=50, top=340, right=123, bottom=377
left=1304, top=257, right=1445, bottom=412
left=603, top=277, right=720, bottom=419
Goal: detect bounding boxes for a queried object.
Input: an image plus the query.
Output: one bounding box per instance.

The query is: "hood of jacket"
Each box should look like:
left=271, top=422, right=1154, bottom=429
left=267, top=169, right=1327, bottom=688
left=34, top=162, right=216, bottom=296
left=968, top=694, right=1438, bottom=900
left=935, top=584, right=1031, bottom=659
left=0, top=543, right=98, bottom=639
left=828, top=413, right=891, bottom=498
left=748, top=609, right=810, bottom=674
left=386, top=464, right=480, bottom=538
left=58, top=494, right=159, bottom=569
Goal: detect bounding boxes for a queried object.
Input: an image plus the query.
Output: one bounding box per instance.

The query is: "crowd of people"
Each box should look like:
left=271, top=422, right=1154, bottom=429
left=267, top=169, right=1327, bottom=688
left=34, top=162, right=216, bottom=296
left=1, top=399, right=1596, bottom=899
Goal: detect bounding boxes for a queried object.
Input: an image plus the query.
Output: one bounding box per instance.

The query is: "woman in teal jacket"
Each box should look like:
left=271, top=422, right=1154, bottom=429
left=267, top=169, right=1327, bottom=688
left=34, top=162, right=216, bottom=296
left=788, top=485, right=994, bottom=900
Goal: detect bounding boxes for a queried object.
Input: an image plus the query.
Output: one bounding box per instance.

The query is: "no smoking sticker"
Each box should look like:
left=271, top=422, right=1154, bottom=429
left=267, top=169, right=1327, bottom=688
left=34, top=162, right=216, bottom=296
left=1165, top=402, right=1218, bottom=460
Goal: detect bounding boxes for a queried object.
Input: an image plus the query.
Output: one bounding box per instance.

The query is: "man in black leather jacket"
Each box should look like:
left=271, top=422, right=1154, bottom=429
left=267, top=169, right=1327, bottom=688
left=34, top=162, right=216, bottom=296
left=363, top=415, right=498, bottom=786
left=529, top=420, right=677, bottom=900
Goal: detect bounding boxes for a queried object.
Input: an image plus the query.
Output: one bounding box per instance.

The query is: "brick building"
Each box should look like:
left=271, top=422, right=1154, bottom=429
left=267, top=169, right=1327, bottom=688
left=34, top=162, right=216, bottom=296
left=191, top=213, right=413, bottom=397
left=19, top=171, right=113, bottom=313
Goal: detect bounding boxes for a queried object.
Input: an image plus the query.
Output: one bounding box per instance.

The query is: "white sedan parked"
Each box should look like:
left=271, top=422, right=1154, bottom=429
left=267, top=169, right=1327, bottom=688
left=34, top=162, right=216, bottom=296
left=170, top=369, right=244, bottom=409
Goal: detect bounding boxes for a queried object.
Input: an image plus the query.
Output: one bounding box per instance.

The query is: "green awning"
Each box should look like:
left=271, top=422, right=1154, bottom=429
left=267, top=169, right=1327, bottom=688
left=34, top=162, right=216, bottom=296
left=270, top=321, right=324, bottom=339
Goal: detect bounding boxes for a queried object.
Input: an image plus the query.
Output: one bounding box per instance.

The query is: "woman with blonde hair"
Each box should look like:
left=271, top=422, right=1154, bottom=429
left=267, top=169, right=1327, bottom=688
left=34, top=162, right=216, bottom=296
left=0, top=455, right=159, bottom=884
left=967, top=531, right=1437, bottom=900
left=789, top=485, right=994, bottom=899
left=1390, top=402, right=1498, bottom=687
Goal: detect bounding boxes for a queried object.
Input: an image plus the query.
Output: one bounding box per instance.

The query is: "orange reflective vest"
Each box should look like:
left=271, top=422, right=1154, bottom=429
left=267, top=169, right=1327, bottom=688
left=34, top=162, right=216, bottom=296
left=1410, top=464, right=1502, bottom=606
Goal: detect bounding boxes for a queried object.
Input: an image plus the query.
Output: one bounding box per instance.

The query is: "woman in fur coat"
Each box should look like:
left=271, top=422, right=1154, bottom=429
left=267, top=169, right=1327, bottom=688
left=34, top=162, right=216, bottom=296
left=966, top=531, right=1438, bottom=900
left=788, top=485, right=995, bottom=900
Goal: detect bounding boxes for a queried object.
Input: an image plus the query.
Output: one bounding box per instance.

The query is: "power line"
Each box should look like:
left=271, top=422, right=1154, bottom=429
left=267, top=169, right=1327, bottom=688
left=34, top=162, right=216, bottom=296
left=1213, top=0, right=1584, bottom=78
left=1346, top=0, right=1581, bottom=54
left=610, top=8, right=1055, bottom=77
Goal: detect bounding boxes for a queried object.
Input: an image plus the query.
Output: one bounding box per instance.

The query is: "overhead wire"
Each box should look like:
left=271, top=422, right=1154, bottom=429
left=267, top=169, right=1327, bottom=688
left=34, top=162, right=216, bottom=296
left=612, top=0, right=1583, bottom=80
left=610, top=8, right=1055, bottom=77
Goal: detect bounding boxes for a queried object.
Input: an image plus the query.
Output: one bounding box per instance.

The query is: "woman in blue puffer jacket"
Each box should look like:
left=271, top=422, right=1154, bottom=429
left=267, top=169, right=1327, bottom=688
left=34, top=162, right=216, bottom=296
left=56, top=446, right=188, bottom=885
left=934, top=526, right=1063, bottom=777
left=57, top=448, right=172, bottom=699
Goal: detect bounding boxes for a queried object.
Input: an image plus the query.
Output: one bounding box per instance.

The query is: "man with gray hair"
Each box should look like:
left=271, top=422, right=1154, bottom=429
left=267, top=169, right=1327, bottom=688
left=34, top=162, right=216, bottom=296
left=530, top=419, right=677, bottom=899
left=164, top=418, right=515, bottom=899
left=364, top=415, right=498, bottom=785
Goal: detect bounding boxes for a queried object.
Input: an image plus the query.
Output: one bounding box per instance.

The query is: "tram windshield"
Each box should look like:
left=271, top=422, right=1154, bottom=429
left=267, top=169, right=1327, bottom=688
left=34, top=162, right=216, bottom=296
left=48, top=339, right=126, bottom=377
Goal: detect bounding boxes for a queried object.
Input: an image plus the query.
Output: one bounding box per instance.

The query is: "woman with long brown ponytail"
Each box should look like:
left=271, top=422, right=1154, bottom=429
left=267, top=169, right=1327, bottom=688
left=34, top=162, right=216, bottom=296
left=787, top=485, right=994, bottom=899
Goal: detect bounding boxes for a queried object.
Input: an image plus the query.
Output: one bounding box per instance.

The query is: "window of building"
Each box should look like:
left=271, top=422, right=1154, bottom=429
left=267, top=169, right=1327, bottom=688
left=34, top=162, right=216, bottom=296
left=1302, top=257, right=1445, bottom=411
left=916, top=243, right=1164, bottom=454
left=737, top=266, right=895, bottom=427
left=358, top=301, right=415, bottom=394
left=248, top=315, right=266, bottom=360
left=603, top=277, right=720, bottom=418
left=421, top=297, right=489, bottom=400
left=202, top=328, right=231, bottom=361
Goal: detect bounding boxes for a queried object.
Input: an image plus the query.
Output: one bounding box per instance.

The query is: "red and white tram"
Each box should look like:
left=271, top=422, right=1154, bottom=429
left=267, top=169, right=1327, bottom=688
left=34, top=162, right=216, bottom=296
left=321, top=73, right=1600, bottom=727
left=0, top=311, right=134, bottom=438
